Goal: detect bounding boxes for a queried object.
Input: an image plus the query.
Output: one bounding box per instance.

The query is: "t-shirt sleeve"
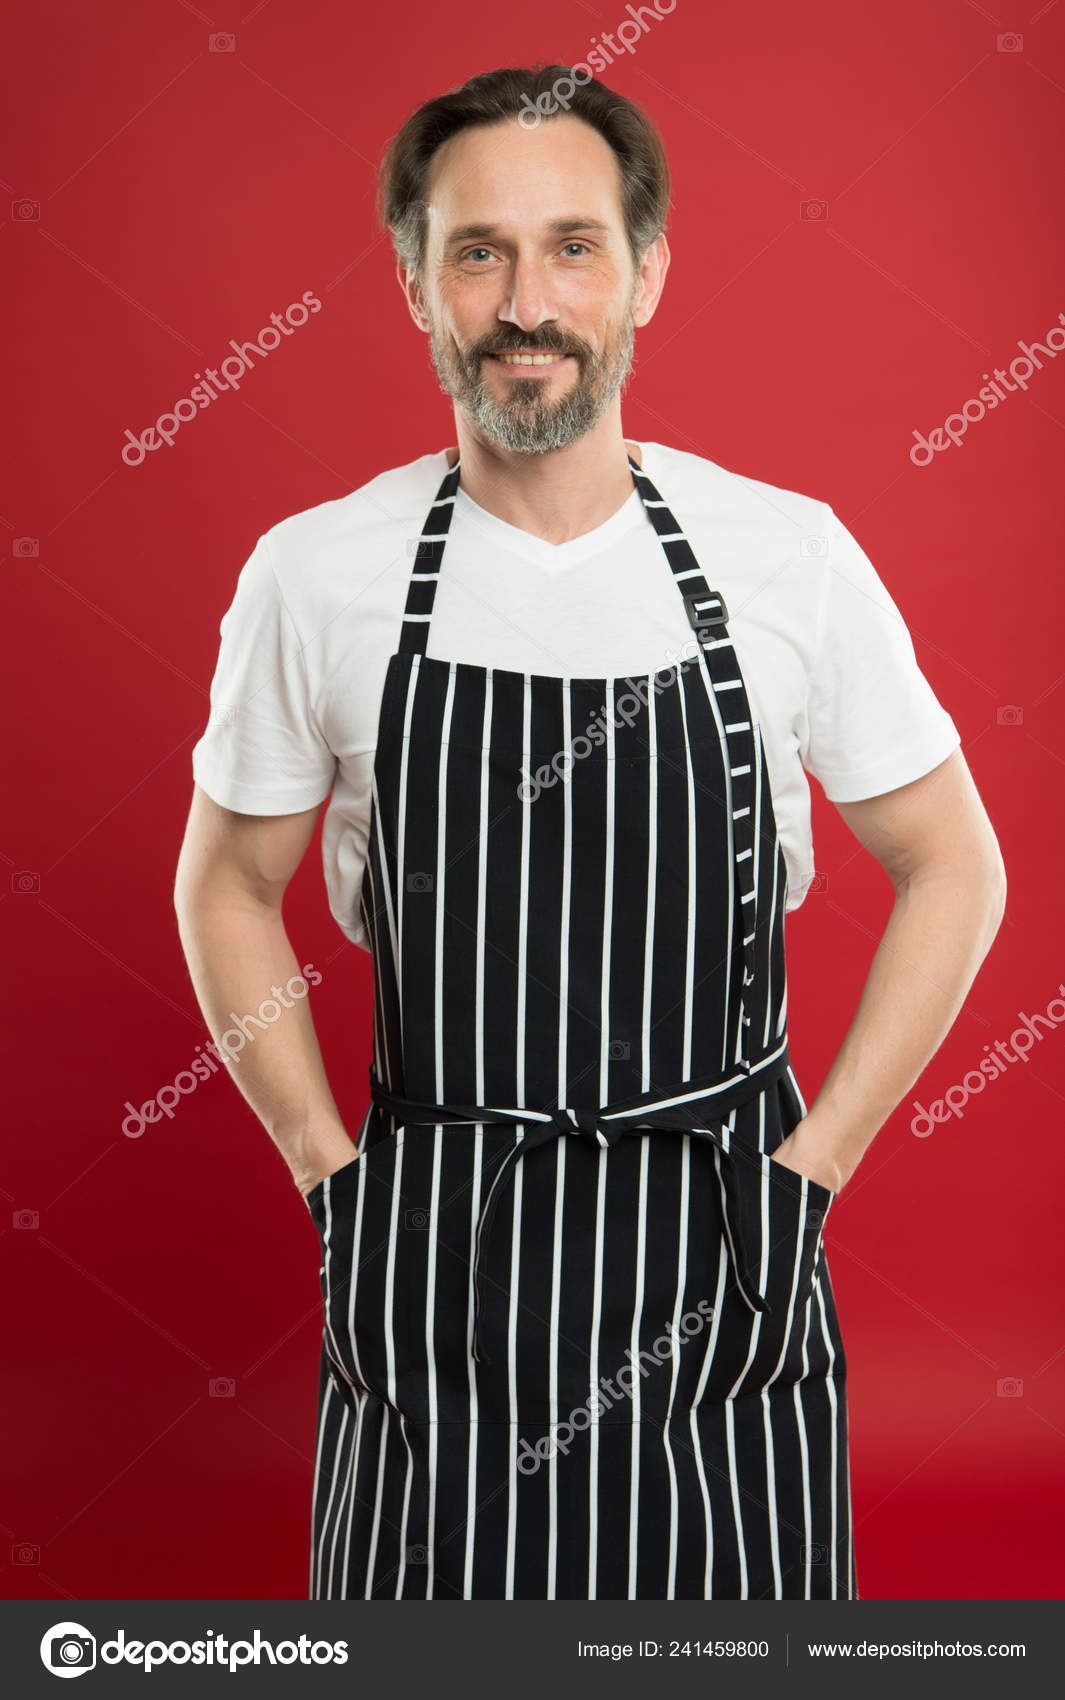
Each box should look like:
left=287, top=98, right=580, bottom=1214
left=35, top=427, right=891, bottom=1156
left=800, top=506, right=961, bottom=802
left=191, top=533, right=337, bottom=814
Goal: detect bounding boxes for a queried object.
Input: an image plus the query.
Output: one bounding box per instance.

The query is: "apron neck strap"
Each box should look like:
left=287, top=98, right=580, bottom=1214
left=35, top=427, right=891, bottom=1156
left=397, top=449, right=730, bottom=654
left=398, top=455, right=463, bottom=656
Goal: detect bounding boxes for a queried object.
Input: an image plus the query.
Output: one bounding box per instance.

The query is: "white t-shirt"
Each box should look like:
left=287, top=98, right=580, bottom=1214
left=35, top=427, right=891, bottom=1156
left=191, top=439, right=960, bottom=950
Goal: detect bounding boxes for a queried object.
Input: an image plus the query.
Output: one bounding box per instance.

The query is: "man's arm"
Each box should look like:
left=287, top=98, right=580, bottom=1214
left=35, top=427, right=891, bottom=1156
left=771, top=747, right=1007, bottom=1194
left=173, top=783, right=358, bottom=1197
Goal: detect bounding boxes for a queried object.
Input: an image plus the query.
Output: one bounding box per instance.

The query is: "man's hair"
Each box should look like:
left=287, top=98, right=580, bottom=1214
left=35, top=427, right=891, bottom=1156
left=377, top=65, right=671, bottom=284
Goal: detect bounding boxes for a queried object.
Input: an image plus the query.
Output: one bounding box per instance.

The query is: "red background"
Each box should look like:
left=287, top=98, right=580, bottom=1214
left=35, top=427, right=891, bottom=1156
left=3, top=0, right=1063, bottom=1602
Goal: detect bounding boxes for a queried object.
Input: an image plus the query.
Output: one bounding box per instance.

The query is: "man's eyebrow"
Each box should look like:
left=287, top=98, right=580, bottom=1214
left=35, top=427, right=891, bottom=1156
left=443, top=217, right=613, bottom=246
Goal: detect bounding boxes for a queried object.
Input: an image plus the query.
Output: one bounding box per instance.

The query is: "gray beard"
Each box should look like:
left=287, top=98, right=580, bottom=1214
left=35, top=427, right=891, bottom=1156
left=427, top=306, right=637, bottom=455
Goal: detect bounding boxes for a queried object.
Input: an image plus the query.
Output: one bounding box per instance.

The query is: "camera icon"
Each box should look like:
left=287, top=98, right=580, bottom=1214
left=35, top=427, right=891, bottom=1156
left=996, top=1377, right=1023, bottom=1397
left=406, top=872, right=433, bottom=893
left=13, top=1209, right=39, bottom=1230
left=805, top=1208, right=826, bottom=1230
left=407, top=536, right=436, bottom=557
left=12, top=199, right=40, bottom=220
left=42, top=1623, right=97, bottom=1675
left=13, top=870, right=41, bottom=894
left=801, top=1543, right=829, bottom=1564
left=13, top=537, right=39, bottom=557
left=404, top=1207, right=430, bottom=1230
left=996, top=705, right=1023, bottom=726
left=209, top=703, right=237, bottom=726
left=13, top=1542, right=40, bottom=1564
left=799, top=535, right=828, bottom=557
left=997, top=33, right=1023, bottom=52
left=608, top=1040, right=630, bottom=1060
left=209, top=1376, right=236, bottom=1398
left=808, top=870, right=828, bottom=894
left=406, top=1543, right=428, bottom=1563
left=209, top=32, right=236, bottom=52
left=801, top=199, right=828, bottom=221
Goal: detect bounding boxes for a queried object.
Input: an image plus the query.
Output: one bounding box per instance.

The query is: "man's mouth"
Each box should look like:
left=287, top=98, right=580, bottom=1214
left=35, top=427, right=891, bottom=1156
left=484, top=350, right=574, bottom=367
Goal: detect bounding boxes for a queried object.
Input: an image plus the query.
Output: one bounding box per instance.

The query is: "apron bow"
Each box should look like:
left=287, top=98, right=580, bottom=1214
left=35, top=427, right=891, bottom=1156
left=367, top=1058, right=794, bottom=1365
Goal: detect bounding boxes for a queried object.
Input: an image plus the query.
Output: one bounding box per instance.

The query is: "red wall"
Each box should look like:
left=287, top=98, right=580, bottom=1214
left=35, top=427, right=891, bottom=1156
left=3, top=0, right=1063, bottom=1600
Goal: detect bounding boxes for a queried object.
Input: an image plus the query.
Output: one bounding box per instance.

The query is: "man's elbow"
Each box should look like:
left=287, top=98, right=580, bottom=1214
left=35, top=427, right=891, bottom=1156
left=971, top=831, right=1007, bottom=955
left=901, top=824, right=1007, bottom=955
left=985, top=847, right=1007, bottom=941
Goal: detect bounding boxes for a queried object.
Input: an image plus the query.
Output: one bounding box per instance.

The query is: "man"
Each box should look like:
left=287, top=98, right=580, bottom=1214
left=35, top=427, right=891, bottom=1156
left=175, top=66, right=1006, bottom=1602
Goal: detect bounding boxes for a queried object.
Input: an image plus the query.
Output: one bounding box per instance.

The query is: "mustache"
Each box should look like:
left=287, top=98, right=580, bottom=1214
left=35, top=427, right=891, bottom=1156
left=471, top=334, right=588, bottom=358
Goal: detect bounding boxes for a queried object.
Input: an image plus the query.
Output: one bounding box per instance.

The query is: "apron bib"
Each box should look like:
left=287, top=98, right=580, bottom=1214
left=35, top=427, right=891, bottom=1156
left=305, top=450, right=856, bottom=1600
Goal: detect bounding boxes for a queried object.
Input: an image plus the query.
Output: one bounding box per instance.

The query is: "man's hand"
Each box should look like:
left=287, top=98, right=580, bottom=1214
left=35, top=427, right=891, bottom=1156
left=769, top=1117, right=846, bottom=1196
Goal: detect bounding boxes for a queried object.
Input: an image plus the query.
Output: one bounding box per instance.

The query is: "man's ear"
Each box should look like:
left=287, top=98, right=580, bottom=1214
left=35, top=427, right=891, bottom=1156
left=632, top=233, right=671, bottom=331
left=397, top=262, right=430, bottom=333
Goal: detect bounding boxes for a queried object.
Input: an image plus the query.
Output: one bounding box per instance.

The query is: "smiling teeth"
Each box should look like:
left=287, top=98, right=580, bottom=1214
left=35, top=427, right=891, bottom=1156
left=495, top=352, right=567, bottom=365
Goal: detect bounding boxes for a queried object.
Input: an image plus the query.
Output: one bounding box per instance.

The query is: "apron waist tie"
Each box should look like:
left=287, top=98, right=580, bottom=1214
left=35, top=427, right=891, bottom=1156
left=368, top=1046, right=793, bottom=1365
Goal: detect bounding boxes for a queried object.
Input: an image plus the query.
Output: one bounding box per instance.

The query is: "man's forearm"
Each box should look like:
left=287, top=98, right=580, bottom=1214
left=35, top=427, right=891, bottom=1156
left=176, top=894, right=357, bottom=1194
left=781, top=864, right=1006, bottom=1193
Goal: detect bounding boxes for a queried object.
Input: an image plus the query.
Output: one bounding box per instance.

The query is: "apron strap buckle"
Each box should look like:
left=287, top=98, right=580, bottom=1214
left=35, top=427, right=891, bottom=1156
left=683, top=589, right=729, bottom=639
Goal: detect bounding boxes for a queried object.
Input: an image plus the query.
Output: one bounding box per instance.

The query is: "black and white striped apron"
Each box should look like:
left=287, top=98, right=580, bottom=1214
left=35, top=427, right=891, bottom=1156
left=305, top=451, right=856, bottom=1600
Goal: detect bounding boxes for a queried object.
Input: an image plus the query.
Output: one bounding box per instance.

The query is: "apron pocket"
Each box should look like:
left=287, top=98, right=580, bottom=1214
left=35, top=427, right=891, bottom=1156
left=713, top=1142, right=836, bottom=1395
left=308, top=1133, right=413, bottom=1403
left=757, top=1148, right=835, bottom=1286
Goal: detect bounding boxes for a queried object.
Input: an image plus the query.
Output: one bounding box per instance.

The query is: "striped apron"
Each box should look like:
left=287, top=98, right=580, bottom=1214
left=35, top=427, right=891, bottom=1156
left=305, top=451, right=857, bottom=1600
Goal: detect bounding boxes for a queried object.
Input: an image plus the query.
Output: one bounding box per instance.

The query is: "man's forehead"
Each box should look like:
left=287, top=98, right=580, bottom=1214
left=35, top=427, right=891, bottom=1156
left=423, top=119, right=622, bottom=225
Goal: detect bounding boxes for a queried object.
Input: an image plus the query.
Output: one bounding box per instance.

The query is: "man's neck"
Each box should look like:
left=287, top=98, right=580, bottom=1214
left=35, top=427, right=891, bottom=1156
left=446, top=422, right=643, bottom=546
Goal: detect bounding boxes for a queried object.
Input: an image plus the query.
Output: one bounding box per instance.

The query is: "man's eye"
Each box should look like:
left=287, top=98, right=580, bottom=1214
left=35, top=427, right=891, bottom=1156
left=459, top=243, right=592, bottom=262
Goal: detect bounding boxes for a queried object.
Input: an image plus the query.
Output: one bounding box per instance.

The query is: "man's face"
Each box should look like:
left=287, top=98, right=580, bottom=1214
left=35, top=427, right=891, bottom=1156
left=409, top=115, right=647, bottom=454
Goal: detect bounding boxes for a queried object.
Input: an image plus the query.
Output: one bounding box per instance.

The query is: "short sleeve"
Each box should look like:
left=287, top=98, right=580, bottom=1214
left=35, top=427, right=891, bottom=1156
left=191, top=534, right=337, bottom=814
left=801, top=508, right=961, bottom=802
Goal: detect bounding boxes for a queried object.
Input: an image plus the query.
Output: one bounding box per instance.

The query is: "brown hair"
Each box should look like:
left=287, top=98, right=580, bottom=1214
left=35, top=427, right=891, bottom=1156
left=377, top=65, right=671, bottom=283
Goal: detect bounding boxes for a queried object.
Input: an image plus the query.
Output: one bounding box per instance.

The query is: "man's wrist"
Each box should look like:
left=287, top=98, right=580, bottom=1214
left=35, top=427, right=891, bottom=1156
left=288, top=1126, right=359, bottom=1197
left=786, top=1102, right=881, bottom=1193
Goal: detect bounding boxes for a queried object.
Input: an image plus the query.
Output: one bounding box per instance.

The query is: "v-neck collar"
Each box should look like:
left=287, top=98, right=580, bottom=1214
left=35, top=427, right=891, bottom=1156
left=450, top=451, right=651, bottom=574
